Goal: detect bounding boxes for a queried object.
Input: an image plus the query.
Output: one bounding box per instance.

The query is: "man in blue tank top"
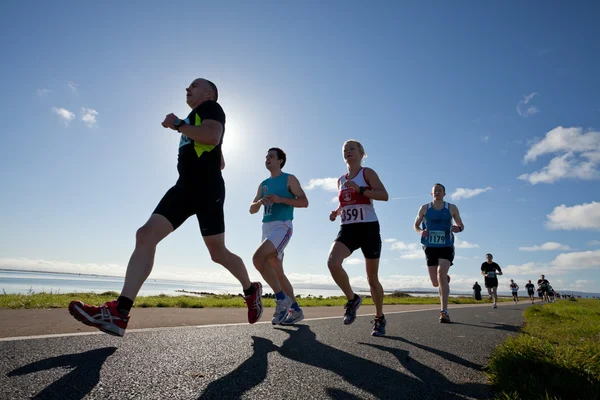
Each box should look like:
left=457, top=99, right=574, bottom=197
left=414, top=183, right=464, bottom=323
left=250, top=148, right=309, bottom=325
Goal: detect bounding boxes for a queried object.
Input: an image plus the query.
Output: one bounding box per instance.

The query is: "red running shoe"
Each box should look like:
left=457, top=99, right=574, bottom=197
left=244, top=282, right=263, bottom=324
left=68, top=300, right=129, bottom=337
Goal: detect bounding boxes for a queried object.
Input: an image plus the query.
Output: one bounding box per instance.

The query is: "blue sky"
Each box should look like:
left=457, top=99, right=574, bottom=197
left=1, top=1, right=599, bottom=294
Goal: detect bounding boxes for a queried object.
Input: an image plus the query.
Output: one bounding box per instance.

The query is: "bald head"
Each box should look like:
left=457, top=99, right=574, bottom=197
left=186, top=78, right=219, bottom=108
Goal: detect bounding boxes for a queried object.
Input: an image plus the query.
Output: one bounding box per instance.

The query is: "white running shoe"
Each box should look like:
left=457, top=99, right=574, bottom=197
left=272, top=296, right=293, bottom=325
left=281, top=308, right=304, bottom=325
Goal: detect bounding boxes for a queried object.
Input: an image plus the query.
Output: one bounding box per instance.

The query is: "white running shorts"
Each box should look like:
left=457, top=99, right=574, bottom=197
left=262, top=220, right=293, bottom=260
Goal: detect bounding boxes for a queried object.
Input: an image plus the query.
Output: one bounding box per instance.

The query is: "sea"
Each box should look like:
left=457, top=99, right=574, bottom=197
left=1, top=269, right=443, bottom=298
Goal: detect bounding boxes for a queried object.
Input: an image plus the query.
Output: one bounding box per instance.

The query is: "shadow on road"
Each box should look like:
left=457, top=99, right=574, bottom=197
left=198, top=336, right=278, bottom=400
left=275, top=325, right=484, bottom=399
left=360, top=342, right=491, bottom=400
left=452, top=321, right=520, bottom=333
left=383, top=335, right=484, bottom=371
left=7, top=347, right=117, bottom=400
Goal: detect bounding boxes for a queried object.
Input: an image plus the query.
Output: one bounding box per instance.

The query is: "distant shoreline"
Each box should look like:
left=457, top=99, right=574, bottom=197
left=2, top=268, right=598, bottom=297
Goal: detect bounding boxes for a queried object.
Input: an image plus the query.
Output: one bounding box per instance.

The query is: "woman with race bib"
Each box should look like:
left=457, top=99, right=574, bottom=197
left=481, top=253, right=503, bottom=308
left=327, top=140, right=389, bottom=336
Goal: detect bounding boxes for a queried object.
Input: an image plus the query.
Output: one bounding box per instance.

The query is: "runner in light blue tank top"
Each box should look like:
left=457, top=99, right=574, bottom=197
left=261, top=173, right=294, bottom=223
left=250, top=148, right=309, bottom=326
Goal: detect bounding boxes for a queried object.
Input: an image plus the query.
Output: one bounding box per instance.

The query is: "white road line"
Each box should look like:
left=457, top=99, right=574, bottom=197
left=0, top=303, right=521, bottom=342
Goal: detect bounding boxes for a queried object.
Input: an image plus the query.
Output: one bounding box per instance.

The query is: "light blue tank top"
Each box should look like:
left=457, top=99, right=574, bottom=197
left=261, top=173, right=294, bottom=222
left=421, top=202, right=455, bottom=248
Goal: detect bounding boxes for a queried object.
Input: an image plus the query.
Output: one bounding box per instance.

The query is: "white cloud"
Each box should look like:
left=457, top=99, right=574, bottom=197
left=588, top=240, right=600, bottom=247
left=552, top=250, right=600, bottom=271
left=36, top=88, right=51, bottom=96
left=450, top=187, right=492, bottom=200
left=523, top=127, right=600, bottom=163
left=516, top=92, right=540, bottom=117
left=390, top=241, right=422, bottom=259
left=68, top=81, right=79, bottom=93
left=502, top=262, right=540, bottom=276
left=502, top=249, right=600, bottom=277
left=518, top=152, right=600, bottom=184
left=345, top=258, right=363, bottom=265
left=481, top=135, right=490, bottom=143
left=384, top=238, right=397, bottom=243
left=519, top=127, right=600, bottom=184
left=519, top=242, right=572, bottom=251
left=51, top=107, right=75, bottom=125
left=81, top=107, right=98, bottom=127
left=454, top=237, right=480, bottom=249
left=546, top=202, right=600, bottom=230
left=305, top=177, right=338, bottom=192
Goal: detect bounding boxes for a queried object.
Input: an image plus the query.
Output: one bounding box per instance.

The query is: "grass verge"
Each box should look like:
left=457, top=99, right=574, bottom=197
left=0, top=291, right=513, bottom=309
left=485, top=299, right=600, bottom=400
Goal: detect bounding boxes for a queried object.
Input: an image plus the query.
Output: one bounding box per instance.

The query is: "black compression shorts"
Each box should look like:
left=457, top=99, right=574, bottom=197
left=153, top=179, right=225, bottom=236
left=423, top=246, right=455, bottom=267
left=335, top=221, right=381, bottom=259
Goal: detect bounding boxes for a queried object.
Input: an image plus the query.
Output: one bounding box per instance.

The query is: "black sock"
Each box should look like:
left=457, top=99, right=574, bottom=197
left=353, top=293, right=360, bottom=302
left=243, top=284, right=255, bottom=297
left=116, top=296, right=133, bottom=316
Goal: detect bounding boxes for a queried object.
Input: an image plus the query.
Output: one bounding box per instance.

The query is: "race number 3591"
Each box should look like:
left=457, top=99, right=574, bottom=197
left=341, top=208, right=364, bottom=222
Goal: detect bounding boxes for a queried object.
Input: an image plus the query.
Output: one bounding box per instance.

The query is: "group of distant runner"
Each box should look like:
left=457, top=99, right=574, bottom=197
left=474, top=258, right=555, bottom=306
left=66, top=78, right=552, bottom=339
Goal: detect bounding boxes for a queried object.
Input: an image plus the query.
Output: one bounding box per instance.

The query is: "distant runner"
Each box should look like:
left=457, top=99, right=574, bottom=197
left=525, top=280, right=535, bottom=304
left=538, top=275, right=551, bottom=303
left=481, top=253, right=503, bottom=308
left=509, top=279, right=519, bottom=304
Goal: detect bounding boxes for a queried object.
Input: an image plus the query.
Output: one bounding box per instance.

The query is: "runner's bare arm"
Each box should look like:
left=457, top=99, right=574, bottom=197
left=278, top=175, right=309, bottom=208
left=414, top=204, right=427, bottom=234
left=178, top=119, right=223, bottom=146
left=363, top=168, right=389, bottom=201
left=249, top=184, right=264, bottom=214
left=450, top=204, right=465, bottom=232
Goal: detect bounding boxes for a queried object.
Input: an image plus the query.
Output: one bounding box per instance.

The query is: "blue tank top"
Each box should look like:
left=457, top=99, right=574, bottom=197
left=261, top=173, right=294, bottom=222
left=421, top=202, right=454, bottom=248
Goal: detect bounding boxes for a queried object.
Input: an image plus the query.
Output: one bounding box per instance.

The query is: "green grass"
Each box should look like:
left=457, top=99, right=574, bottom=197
left=0, top=290, right=513, bottom=309
left=485, top=299, right=600, bottom=400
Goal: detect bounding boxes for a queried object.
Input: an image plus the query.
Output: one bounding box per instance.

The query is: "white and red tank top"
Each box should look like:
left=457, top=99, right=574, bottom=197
left=338, top=168, right=378, bottom=225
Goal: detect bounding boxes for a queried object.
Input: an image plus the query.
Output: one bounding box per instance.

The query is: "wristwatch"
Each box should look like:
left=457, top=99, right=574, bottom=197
left=359, top=186, right=366, bottom=195
left=173, top=118, right=186, bottom=132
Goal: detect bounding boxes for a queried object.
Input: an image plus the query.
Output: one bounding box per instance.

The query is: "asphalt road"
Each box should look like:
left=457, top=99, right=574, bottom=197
left=0, top=303, right=530, bottom=400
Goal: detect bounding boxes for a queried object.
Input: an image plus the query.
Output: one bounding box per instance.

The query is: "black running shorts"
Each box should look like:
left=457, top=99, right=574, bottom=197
left=423, top=246, right=455, bottom=267
left=484, top=277, right=498, bottom=288
left=153, top=179, right=225, bottom=236
left=335, top=221, right=381, bottom=259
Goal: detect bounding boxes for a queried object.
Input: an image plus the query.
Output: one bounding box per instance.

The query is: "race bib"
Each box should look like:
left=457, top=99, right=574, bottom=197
left=178, top=118, right=192, bottom=148
left=428, top=230, right=446, bottom=245
left=487, top=271, right=496, bottom=278
left=341, top=205, right=366, bottom=223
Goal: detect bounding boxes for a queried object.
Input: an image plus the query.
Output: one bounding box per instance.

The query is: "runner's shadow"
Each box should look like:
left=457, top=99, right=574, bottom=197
left=7, top=347, right=117, bottom=400
left=383, top=335, right=483, bottom=371
left=275, top=325, right=435, bottom=399
left=452, top=321, right=519, bottom=333
left=360, top=342, right=492, bottom=400
left=326, top=388, right=364, bottom=399
left=198, top=336, right=278, bottom=400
